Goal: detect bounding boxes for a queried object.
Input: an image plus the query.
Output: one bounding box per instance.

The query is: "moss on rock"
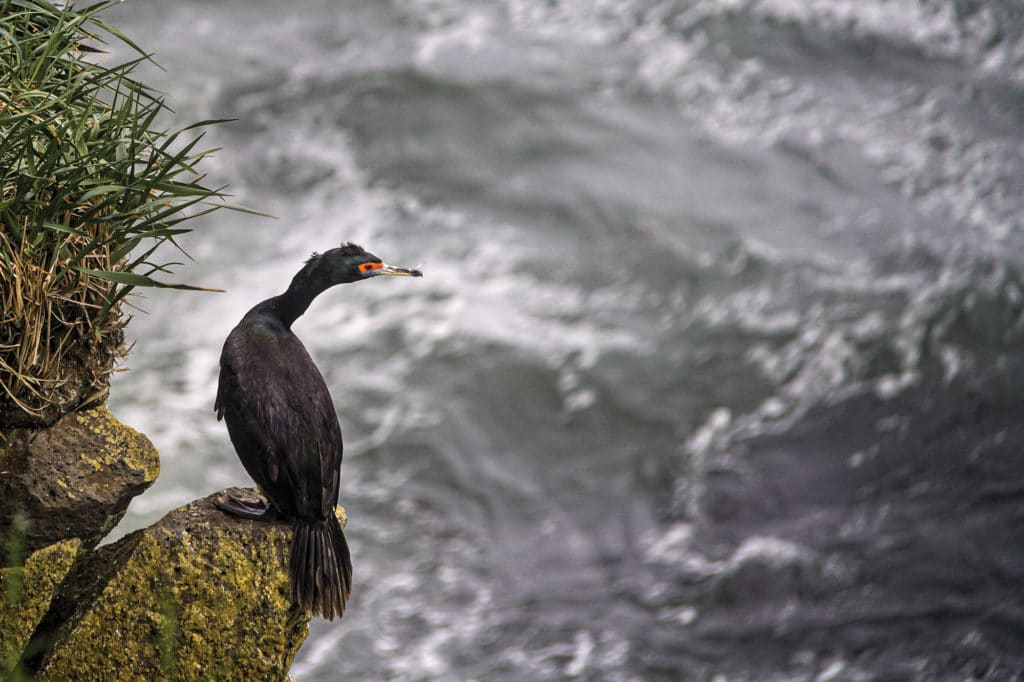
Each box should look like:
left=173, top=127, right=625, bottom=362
left=1, top=539, right=82, bottom=679
left=30, top=488, right=343, bottom=681
left=0, top=406, right=159, bottom=557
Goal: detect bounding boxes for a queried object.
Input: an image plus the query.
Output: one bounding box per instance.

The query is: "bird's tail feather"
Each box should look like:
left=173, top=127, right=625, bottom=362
left=290, top=515, right=352, bottom=620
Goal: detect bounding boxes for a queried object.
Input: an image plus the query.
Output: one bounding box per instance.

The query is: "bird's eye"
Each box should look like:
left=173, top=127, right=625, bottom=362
left=359, top=262, right=384, bottom=274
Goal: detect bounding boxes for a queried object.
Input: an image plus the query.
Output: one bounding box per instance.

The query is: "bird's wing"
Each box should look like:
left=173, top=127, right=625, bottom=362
left=216, top=323, right=343, bottom=516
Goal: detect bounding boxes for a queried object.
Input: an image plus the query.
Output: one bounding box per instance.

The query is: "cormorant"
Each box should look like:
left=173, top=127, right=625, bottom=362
left=214, top=242, right=422, bottom=620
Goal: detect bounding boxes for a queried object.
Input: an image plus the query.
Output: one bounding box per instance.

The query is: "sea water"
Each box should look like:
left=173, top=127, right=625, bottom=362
left=107, top=2, right=1024, bottom=680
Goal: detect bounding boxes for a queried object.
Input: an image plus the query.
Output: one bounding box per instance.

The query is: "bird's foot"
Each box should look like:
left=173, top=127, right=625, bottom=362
left=215, top=494, right=280, bottom=521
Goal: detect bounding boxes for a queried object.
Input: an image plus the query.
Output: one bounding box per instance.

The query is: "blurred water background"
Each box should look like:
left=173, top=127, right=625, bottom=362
left=103, top=1, right=1024, bottom=680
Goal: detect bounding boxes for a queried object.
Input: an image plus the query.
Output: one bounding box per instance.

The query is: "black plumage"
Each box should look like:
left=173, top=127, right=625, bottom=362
left=214, top=242, right=422, bottom=620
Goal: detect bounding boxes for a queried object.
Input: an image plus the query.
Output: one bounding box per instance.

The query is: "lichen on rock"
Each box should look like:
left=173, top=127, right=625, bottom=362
left=28, top=488, right=341, bottom=681
left=1, top=539, right=82, bottom=679
left=0, top=406, right=159, bottom=557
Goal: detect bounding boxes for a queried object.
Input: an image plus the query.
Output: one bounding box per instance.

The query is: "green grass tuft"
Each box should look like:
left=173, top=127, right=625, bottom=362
left=0, top=0, right=249, bottom=426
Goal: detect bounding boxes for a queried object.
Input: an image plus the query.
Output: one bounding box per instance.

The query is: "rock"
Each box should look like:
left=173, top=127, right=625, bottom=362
left=27, top=488, right=344, bottom=681
left=0, top=539, right=82, bottom=679
left=0, top=406, right=159, bottom=558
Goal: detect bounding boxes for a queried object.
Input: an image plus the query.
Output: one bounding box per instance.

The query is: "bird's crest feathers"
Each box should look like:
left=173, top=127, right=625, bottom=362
left=336, top=242, right=366, bottom=256
left=305, top=242, right=367, bottom=265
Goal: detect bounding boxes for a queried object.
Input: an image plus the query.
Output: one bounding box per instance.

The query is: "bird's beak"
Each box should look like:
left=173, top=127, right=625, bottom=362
left=369, top=264, right=423, bottom=278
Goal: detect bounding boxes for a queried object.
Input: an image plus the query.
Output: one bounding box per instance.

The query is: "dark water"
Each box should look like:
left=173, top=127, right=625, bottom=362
left=104, top=1, right=1024, bottom=680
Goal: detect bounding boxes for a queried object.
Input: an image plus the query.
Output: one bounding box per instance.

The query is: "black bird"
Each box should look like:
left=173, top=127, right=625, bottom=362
left=215, top=242, right=422, bottom=620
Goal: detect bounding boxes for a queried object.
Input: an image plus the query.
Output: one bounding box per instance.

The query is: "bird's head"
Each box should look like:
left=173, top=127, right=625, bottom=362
left=307, top=242, right=422, bottom=285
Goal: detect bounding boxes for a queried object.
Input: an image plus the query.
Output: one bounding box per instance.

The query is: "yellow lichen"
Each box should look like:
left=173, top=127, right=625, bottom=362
left=37, top=504, right=312, bottom=681
left=79, top=453, right=103, bottom=472
left=75, top=407, right=160, bottom=483
left=1, top=539, right=82, bottom=678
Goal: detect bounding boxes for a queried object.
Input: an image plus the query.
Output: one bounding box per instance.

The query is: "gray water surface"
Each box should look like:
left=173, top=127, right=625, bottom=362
left=106, top=2, right=1024, bottom=680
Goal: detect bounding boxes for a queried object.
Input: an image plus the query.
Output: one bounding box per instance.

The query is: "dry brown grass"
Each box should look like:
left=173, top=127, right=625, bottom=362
left=0, top=226, right=126, bottom=426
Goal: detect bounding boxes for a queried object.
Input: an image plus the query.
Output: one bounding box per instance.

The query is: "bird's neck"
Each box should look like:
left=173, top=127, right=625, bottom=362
left=261, top=269, right=331, bottom=328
